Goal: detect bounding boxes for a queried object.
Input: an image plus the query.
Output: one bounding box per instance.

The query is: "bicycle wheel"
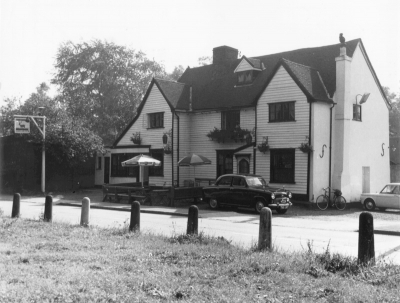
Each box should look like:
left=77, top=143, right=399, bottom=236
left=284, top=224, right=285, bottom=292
left=316, top=195, right=329, bottom=210
left=334, top=195, right=346, bottom=210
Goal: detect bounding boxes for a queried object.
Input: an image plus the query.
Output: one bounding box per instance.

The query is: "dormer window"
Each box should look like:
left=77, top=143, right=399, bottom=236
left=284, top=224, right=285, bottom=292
left=237, top=70, right=255, bottom=85
left=234, top=57, right=263, bottom=86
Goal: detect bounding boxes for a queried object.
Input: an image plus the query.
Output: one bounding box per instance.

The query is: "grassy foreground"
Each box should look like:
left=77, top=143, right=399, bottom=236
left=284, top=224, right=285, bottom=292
left=1, top=214, right=400, bottom=302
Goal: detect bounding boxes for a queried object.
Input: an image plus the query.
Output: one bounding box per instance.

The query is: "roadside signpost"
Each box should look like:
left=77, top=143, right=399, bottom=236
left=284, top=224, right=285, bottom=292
left=14, top=118, right=31, bottom=134
left=13, top=113, right=46, bottom=193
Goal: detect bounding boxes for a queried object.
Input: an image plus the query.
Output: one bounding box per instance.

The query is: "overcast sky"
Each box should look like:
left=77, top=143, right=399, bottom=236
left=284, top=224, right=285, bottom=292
left=0, top=0, right=399, bottom=106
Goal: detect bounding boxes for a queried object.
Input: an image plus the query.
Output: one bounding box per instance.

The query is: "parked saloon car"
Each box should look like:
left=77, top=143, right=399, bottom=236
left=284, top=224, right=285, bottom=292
left=202, top=174, right=292, bottom=214
left=361, top=183, right=400, bottom=211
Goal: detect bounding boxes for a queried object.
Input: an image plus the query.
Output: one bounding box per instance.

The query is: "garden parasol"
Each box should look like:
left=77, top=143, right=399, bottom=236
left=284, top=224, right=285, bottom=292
left=178, top=154, right=212, bottom=180
left=121, top=154, right=161, bottom=187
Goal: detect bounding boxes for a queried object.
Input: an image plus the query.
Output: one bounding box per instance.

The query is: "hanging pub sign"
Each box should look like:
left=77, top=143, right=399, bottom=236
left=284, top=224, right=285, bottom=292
left=14, top=118, right=30, bottom=134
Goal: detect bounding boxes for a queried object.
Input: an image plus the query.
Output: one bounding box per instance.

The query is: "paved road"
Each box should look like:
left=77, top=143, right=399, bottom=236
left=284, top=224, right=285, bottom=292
left=1, top=195, right=400, bottom=265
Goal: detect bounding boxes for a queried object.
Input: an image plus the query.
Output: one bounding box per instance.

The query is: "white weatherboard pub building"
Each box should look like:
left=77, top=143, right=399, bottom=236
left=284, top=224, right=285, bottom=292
left=95, top=37, right=391, bottom=202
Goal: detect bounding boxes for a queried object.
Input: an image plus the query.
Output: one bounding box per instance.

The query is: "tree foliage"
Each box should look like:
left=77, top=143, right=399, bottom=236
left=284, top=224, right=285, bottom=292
left=168, top=65, right=185, bottom=81
left=52, top=40, right=168, bottom=144
left=1, top=83, right=104, bottom=167
left=198, top=56, right=212, bottom=66
left=384, top=86, right=400, bottom=137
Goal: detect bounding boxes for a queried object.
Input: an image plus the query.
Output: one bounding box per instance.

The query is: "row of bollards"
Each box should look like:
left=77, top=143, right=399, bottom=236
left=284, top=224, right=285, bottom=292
left=11, top=193, right=375, bottom=263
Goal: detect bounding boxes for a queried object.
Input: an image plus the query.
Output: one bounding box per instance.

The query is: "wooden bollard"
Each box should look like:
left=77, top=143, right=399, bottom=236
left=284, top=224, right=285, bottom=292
left=129, top=200, right=140, bottom=232
left=187, top=205, right=198, bottom=235
left=44, top=195, right=53, bottom=222
left=11, top=193, right=21, bottom=218
left=80, top=197, right=90, bottom=227
left=258, top=207, right=272, bottom=250
left=358, top=212, right=375, bottom=265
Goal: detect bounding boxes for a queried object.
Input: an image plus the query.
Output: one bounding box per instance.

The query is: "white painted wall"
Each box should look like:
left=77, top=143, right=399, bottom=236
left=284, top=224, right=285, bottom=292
left=113, top=85, right=174, bottom=186
left=177, top=108, right=256, bottom=183
left=235, top=59, right=254, bottom=72
left=256, top=66, right=309, bottom=195
left=332, top=43, right=390, bottom=202
left=175, top=112, right=193, bottom=186
left=310, top=102, right=331, bottom=201
left=347, top=44, right=390, bottom=200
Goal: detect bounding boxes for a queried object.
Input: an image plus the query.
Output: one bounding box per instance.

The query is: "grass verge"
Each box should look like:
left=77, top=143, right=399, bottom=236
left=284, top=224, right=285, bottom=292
left=0, top=213, right=399, bottom=302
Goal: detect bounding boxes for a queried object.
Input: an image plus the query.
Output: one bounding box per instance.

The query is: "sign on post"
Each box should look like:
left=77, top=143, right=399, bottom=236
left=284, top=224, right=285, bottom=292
left=14, top=118, right=30, bottom=134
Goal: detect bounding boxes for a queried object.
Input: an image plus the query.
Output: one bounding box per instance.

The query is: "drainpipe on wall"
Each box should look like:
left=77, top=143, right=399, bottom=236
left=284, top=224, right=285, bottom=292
left=254, top=106, right=257, bottom=174
left=172, top=112, right=174, bottom=189
left=174, top=111, right=180, bottom=187
left=189, top=86, right=193, bottom=112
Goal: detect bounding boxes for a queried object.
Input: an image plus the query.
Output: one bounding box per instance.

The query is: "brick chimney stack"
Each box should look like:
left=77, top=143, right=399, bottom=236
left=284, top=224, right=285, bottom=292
left=212, top=46, right=238, bottom=65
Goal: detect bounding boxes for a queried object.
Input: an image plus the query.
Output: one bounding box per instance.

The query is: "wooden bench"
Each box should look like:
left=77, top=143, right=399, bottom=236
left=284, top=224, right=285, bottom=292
left=102, top=184, right=204, bottom=206
left=102, top=185, right=149, bottom=203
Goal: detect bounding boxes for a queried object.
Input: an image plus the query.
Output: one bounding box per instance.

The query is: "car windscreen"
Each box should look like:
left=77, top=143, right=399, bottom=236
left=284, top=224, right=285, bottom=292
left=246, top=176, right=266, bottom=187
left=381, top=185, right=400, bottom=194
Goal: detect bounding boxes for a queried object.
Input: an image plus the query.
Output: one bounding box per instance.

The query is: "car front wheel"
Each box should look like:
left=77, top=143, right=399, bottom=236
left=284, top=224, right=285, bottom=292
left=255, top=199, right=266, bottom=214
left=364, top=199, right=376, bottom=211
left=209, top=198, right=219, bottom=210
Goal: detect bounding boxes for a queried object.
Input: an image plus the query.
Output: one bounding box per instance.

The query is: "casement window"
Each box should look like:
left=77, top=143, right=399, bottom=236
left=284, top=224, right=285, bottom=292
left=149, top=149, right=164, bottom=177
left=111, top=153, right=140, bottom=177
left=353, top=104, right=362, bottom=121
left=97, top=157, right=102, bottom=170
left=269, top=102, right=295, bottom=122
left=270, top=149, right=295, bottom=183
left=237, top=70, right=254, bottom=85
left=221, top=110, right=240, bottom=130
left=148, top=112, right=164, bottom=128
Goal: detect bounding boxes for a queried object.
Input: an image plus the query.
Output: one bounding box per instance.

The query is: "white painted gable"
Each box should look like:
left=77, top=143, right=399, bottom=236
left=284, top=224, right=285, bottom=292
left=234, top=58, right=256, bottom=73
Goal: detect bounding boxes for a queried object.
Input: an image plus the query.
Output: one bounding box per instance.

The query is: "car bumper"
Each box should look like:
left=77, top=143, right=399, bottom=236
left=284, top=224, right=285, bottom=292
left=269, top=201, right=292, bottom=209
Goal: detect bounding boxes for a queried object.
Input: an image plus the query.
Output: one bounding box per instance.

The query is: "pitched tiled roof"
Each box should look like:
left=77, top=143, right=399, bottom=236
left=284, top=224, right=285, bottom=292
left=281, top=59, right=332, bottom=103
left=245, top=57, right=262, bottom=70
left=178, top=39, right=361, bottom=110
left=154, top=79, right=190, bottom=109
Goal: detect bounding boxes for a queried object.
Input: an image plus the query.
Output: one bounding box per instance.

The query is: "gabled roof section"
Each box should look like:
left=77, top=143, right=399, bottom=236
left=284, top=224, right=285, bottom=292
left=154, top=78, right=190, bottom=110
left=246, top=57, right=262, bottom=70
left=234, top=56, right=262, bottom=73
left=179, top=39, right=361, bottom=110
left=112, top=78, right=190, bottom=147
left=280, top=59, right=333, bottom=103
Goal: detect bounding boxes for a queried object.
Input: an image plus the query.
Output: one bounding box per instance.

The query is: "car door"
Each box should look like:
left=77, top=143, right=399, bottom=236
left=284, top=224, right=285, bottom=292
left=214, top=175, right=232, bottom=204
left=392, top=186, right=400, bottom=209
left=230, top=176, right=246, bottom=206
left=378, top=185, right=399, bottom=209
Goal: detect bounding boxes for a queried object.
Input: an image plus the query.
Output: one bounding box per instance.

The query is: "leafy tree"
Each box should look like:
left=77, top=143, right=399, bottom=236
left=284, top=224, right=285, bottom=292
left=52, top=40, right=167, bottom=144
left=384, top=86, right=400, bottom=137
left=168, top=65, right=185, bottom=81
left=1, top=83, right=104, bottom=189
left=198, top=56, right=212, bottom=66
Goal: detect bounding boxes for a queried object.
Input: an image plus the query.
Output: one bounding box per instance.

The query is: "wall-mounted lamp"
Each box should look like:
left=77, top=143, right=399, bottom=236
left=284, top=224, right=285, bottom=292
left=356, top=93, right=370, bottom=105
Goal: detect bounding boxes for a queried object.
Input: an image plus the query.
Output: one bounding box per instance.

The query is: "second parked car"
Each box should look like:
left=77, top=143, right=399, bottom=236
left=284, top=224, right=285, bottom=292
left=361, top=183, right=400, bottom=211
left=202, top=174, right=292, bottom=214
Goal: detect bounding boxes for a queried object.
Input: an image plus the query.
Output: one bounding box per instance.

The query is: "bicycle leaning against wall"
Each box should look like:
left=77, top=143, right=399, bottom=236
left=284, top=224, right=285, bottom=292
left=316, top=187, right=347, bottom=210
